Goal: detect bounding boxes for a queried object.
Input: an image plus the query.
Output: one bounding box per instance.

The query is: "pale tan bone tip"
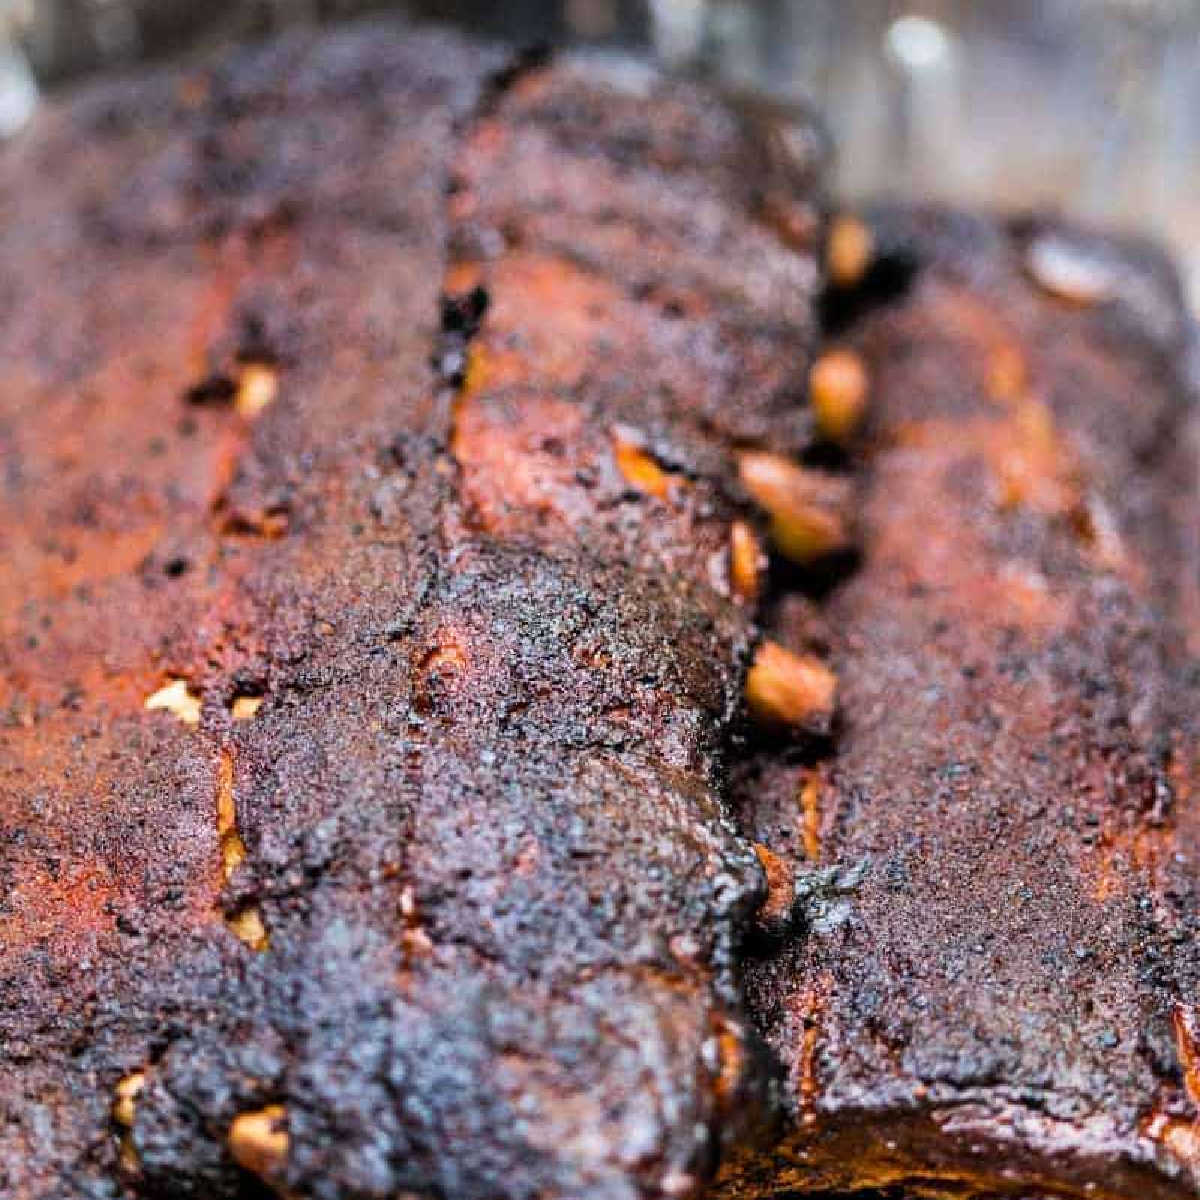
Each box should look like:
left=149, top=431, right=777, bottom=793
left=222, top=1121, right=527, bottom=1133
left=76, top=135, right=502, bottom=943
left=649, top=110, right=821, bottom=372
left=827, top=214, right=874, bottom=290
left=229, top=1104, right=289, bottom=1181
left=216, top=751, right=249, bottom=881
left=235, top=363, right=279, bottom=419
left=231, top=694, right=265, bottom=721
left=144, top=679, right=202, bottom=726
left=729, top=520, right=767, bottom=602
left=228, top=906, right=270, bottom=951
left=612, top=426, right=673, bottom=500
left=112, top=1070, right=146, bottom=1128
left=811, top=348, right=869, bottom=444
left=746, top=641, right=837, bottom=733
left=738, top=452, right=852, bottom=565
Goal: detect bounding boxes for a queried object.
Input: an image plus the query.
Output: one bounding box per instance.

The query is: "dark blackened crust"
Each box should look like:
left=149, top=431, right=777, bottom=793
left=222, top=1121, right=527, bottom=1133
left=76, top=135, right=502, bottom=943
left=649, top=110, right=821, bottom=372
left=0, top=23, right=505, bottom=1199
left=139, top=543, right=772, bottom=1199
left=0, top=21, right=826, bottom=1200
left=719, top=207, right=1200, bottom=1199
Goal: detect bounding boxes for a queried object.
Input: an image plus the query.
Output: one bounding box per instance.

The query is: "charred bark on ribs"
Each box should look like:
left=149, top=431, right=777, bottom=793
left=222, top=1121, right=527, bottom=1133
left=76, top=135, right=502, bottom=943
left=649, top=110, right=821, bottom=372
left=4, top=18, right=1200, bottom=1200
left=720, top=208, right=1200, bottom=1200
left=0, top=21, right=833, bottom=1200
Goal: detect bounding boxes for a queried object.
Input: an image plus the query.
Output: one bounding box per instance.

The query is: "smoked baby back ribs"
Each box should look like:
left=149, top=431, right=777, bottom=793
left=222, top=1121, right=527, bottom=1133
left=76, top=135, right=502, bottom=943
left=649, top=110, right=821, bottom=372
left=720, top=209, right=1200, bottom=1199
left=0, top=20, right=831, bottom=1200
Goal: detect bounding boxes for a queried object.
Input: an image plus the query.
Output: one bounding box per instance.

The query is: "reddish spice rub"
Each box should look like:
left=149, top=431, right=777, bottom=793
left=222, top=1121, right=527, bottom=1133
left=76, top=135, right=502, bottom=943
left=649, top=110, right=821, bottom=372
left=0, top=24, right=831, bottom=1200
left=720, top=208, right=1200, bottom=1200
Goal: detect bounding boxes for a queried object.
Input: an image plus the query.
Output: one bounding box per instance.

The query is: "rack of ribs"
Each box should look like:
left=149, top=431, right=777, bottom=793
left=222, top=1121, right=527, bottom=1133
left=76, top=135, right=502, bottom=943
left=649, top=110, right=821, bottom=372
left=3, top=17, right=1200, bottom=1200
left=0, top=20, right=831, bottom=1200
left=719, top=207, right=1200, bottom=1200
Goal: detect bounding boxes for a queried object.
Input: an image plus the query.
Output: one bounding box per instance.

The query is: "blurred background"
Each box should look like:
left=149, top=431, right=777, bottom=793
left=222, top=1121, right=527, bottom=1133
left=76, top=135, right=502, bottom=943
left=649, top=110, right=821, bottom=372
left=2, top=0, right=1198, bottom=306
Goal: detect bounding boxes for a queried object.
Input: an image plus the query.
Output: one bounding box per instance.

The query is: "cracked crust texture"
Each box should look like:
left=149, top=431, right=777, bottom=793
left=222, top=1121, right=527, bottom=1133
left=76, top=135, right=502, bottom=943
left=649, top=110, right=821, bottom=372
left=718, top=208, right=1200, bottom=1200
left=0, top=20, right=828, bottom=1200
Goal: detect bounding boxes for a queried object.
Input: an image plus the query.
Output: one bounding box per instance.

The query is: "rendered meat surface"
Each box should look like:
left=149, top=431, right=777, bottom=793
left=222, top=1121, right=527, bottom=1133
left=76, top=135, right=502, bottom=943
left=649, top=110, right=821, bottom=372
left=7, top=16, right=1200, bottom=1200
left=0, top=22, right=826, bottom=1200
left=719, top=209, right=1200, bottom=1199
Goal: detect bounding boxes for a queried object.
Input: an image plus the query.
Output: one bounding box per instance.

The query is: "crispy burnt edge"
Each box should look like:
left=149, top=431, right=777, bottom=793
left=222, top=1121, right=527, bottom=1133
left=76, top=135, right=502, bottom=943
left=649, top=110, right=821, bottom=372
left=0, top=31, right=871, bottom=1200
left=405, top=46, right=862, bottom=1196
left=0, top=23, right=513, bottom=1200
left=716, top=206, right=1200, bottom=1200
left=135, top=47, right=853, bottom=1200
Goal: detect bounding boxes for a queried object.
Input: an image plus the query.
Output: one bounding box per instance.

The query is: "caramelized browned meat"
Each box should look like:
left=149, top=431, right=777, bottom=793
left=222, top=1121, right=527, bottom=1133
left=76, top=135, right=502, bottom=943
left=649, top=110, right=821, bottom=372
left=719, top=209, right=1200, bottom=1200
left=7, top=16, right=1200, bottom=1200
left=0, top=22, right=828, bottom=1200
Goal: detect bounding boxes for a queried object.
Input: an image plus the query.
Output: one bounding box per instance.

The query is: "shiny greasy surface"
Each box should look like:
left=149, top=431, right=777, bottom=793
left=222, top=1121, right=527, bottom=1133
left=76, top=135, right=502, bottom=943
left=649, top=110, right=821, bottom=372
left=0, top=23, right=827, bottom=1200
left=720, top=209, right=1200, bottom=1199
